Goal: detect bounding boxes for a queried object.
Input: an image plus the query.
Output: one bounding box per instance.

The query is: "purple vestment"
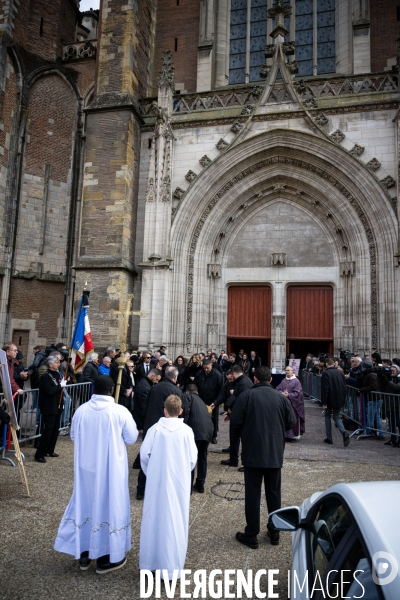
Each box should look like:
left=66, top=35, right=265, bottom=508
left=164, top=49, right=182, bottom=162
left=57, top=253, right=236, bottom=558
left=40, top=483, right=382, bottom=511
left=276, top=377, right=305, bottom=439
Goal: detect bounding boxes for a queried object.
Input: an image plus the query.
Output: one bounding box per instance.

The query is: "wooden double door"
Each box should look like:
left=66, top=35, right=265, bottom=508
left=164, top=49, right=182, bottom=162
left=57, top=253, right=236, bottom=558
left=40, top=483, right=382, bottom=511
left=227, top=285, right=333, bottom=364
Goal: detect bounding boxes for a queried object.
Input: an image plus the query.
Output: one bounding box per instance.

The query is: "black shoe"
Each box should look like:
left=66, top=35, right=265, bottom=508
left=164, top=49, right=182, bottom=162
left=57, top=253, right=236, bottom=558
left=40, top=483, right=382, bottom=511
left=193, top=482, right=204, bottom=493
left=323, top=438, right=333, bottom=445
left=136, top=492, right=144, bottom=500
left=384, top=440, right=393, bottom=445
left=343, top=431, right=350, bottom=448
left=47, top=452, right=59, bottom=457
left=235, top=532, right=258, bottom=549
left=34, top=456, right=46, bottom=463
left=393, top=441, right=400, bottom=448
left=221, top=447, right=231, bottom=453
left=96, top=556, right=127, bottom=574
left=79, top=552, right=91, bottom=571
left=285, top=438, right=295, bottom=443
left=212, top=437, right=217, bottom=444
left=267, top=528, right=280, bottom=546
left=221, top=459, right=238, bottom=466
left=238, top=467, right=245, bottom=472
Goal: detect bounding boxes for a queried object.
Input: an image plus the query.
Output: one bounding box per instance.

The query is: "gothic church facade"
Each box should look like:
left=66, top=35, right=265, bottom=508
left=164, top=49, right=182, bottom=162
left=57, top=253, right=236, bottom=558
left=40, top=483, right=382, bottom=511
left=0, top=0, right=399, bottom=368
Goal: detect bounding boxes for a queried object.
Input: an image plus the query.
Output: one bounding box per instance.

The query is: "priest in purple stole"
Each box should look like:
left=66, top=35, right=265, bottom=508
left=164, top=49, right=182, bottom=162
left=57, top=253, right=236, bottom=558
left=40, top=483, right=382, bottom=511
left=276, top=366, right=305, bottom=441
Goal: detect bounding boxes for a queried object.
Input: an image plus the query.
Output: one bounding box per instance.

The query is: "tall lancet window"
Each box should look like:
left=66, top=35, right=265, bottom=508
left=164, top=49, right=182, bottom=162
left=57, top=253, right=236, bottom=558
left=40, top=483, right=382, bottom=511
left=228, top=0, right=336, bottom=84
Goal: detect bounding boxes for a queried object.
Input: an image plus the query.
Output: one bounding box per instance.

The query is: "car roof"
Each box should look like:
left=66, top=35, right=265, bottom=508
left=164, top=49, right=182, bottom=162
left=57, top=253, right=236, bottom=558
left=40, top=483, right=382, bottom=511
left=315, top=481, right=400, bottom=598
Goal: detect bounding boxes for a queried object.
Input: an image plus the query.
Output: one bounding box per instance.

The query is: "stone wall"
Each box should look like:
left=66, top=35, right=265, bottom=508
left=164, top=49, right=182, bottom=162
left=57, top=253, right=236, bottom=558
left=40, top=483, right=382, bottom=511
left=370, top=0, right=400, bottom=72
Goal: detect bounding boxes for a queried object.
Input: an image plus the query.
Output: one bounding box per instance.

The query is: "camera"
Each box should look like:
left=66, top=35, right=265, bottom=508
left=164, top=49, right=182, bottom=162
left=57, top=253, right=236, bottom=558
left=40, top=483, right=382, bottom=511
left=45, top=344, right=69, bottom=361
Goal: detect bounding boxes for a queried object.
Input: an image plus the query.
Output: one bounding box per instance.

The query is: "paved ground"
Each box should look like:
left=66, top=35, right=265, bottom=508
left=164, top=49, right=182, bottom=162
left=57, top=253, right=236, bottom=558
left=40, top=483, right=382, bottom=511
left=1, top=401, right=399, bottom=600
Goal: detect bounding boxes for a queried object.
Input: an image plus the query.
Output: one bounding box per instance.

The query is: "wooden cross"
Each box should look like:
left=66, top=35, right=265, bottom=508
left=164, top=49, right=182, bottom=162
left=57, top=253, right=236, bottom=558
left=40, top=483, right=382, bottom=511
left=109, top=293, right=148, bottom=403
left=109, top=293, right=148, bottom=352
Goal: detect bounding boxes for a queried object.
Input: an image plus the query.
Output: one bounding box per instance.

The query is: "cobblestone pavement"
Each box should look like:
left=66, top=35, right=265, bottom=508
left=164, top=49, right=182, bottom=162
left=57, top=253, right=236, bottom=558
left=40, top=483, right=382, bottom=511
left=1, top=401, right=399, bottom=600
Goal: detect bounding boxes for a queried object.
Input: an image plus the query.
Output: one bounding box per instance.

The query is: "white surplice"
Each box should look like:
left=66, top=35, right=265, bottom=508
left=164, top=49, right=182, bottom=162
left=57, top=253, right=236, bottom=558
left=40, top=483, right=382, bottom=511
left=54, top=394, right=138, bottom=562
left=139, top=417, right=198, bottom=579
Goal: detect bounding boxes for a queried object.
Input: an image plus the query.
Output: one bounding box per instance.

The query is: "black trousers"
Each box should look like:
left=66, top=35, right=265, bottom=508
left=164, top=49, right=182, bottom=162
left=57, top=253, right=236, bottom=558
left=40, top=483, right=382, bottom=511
left=244, top=466, right=281, bottom=538
left=212, top=406, right=219, bottom=438
left=229, top=421, right=240, bottom=464
left=192, top=439, right=209, bottom=486
left=35, top=413, right=61, bottom=459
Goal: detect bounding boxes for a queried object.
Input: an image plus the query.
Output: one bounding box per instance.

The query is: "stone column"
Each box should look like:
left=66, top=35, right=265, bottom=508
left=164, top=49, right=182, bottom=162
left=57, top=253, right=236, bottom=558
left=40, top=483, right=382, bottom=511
left=270, top=281, right=286, bottom=372
left=74, top=0, right=156, bottom=349
left=138, top=52, right=175, bottom=352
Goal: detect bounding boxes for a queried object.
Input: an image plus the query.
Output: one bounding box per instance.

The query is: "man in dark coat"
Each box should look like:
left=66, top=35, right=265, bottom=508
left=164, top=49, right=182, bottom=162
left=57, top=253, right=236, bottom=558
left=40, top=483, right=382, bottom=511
left=248, top=351, right=261, bottom=381
left=34, top=355, right=68, bottom=463
left=135, top=352, right=152, bottom=382
left=136, top=366, right=184, bottom=499
left=82, top=353, right=99, bottom=385
left=321, top=357, right=350, bottom=447
left=230, top=366, right=296, bottom=549
left=185, top=384, right=213, bottom=493
left=219, top=365, right=253, bottom=468
left=195, top=359, right=223, bottom=444
left=131, top=369, right=161, bottom=469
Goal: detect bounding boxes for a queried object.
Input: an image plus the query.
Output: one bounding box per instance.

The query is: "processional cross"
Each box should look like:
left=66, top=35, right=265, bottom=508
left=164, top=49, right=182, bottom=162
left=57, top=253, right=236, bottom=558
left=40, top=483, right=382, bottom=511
left=109, top=292, right=148, bottom=403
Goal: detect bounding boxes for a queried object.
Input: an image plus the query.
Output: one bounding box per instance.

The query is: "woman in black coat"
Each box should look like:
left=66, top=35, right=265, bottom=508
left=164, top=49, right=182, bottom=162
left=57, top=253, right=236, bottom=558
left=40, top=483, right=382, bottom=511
left=174, top=355, right=188, bottom=389
left=186, top=354, right=202, bottom=385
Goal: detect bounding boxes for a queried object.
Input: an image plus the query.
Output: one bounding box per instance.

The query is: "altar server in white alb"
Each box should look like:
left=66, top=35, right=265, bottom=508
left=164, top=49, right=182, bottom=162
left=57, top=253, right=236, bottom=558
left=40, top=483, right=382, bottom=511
left=139, top=394, right=197, bottom=579
left=54, top=375, right=138, bottom=574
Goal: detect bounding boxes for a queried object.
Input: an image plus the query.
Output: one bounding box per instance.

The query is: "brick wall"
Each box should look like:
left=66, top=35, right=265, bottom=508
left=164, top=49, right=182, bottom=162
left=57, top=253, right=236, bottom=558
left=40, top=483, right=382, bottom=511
left=11, top=0, right=79, bottom=63
left=9, top=278, right=64, bottom=343
left=25, top=74, right=77, bottom=181
left=153, top=0, right=200, bottom=94
left=370, top=0, right=400, bottom=72
left=0, top=56, right=18, bottom=168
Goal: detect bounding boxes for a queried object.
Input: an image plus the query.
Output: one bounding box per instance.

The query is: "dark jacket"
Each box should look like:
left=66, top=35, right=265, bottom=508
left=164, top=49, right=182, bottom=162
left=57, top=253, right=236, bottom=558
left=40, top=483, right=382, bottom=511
left=248, top=356, right=261, bottom=378
left=185, top=393, right=213, bottom=442
left=212, top=362, right=222, bottom=373
left=186, top=363, right=202, bottom=384
left=360, top=370, right=378, bottom=396
left=321, top=367, right=347, bottom=409
left=14, top=361, right=26, bottom=390
left=117, top=365, right=134, bottom=409
left=0, top=405, right=10, bottom=425
left=230, top=382, right=296, bottom=468
left=143, top=378, right=184, bottom=436
left=226, top=374, right=253, bottom=409
left=132, top=376, right=153, bottom=430
left=82, top=360, right=99, bottom=385
left=176, top=365, right=188, bottom=388
left=38, top=370, right=63, bottom=415
left=386, top=379, right=400, bottom=394
left=214, top=379, right=235, bottom=408
left=194, top=368, right=223, bottom=405
left=135, top=361, right=151, bottom=382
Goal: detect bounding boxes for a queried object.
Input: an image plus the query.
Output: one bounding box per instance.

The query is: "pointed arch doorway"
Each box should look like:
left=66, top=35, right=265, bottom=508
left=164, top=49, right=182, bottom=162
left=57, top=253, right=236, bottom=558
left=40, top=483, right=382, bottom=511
left=227, top=286, right=272, bottom=365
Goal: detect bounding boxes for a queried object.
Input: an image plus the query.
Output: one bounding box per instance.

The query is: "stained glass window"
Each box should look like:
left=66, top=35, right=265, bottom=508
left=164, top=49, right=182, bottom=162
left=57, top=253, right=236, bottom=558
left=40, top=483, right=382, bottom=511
left=228, top=0, right=335, bottom=86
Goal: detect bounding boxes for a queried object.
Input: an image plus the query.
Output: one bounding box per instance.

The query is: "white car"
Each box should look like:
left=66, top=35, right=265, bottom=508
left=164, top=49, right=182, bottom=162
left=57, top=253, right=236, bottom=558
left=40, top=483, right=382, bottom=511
left=268, top=481, right=400, bottom=599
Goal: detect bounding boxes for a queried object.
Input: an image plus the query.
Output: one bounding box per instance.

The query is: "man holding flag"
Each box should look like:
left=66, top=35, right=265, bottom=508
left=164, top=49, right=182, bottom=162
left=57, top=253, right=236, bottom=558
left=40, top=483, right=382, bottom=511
left=70, top=290, right=94, bottom=374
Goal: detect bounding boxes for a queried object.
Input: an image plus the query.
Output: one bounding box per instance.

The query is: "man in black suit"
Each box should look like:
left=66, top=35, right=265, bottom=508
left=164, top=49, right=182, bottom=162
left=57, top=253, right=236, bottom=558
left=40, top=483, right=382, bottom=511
left=231, top=366, right=295, bottom=549
left=135, top=352, right=152, bottom=381
left=248, top=350, right=261, bottom=381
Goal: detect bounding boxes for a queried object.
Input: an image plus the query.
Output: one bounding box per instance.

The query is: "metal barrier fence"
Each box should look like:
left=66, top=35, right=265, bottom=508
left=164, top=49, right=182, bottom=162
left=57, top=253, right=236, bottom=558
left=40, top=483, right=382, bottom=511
left=299, top=370, right=400, bottom=442
left=0, top=381, right=92, bottom=446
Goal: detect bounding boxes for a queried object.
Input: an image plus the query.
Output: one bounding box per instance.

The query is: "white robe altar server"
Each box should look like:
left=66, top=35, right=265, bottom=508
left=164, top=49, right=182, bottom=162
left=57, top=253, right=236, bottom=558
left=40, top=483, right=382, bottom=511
left=139, top=394, right=197, bottom=579
left=54, top=375, right=138, bottom=574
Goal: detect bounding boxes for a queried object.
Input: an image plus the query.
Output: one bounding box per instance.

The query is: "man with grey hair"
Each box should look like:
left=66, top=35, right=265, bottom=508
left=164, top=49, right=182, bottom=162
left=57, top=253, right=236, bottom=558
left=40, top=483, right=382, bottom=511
left=136, top=365, right=185, bottom=499
left=35, top=355, right=68, bottom=463
left=82, top=352, right=99, bottom=385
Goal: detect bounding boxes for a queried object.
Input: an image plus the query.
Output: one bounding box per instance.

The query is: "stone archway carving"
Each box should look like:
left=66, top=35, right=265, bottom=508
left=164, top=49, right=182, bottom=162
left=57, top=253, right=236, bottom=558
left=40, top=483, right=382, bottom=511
left=169, top=129, right=398, bottom=355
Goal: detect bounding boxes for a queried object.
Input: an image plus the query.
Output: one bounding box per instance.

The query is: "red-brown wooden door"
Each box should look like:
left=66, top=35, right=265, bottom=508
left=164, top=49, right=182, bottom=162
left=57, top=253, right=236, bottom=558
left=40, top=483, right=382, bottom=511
left=286, top=286, right=333, bottom=355
left=227, top=286, right=271, bottom=364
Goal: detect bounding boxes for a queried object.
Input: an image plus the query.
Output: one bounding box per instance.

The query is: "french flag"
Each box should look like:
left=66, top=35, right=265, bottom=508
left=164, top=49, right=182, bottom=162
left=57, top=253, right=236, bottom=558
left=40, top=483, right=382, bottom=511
left=70, top=290, right=94, bottom=373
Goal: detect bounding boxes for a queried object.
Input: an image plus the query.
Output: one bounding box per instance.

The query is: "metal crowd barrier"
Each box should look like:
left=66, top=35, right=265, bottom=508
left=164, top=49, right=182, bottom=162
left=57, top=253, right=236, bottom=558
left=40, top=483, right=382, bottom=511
left=299, top=371, right=322, bottom=402
left=0, top=382, right=92, bottom=447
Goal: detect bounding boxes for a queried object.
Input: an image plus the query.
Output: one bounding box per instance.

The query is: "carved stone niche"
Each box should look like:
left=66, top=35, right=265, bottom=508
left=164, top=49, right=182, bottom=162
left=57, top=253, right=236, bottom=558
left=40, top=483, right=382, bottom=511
left=314, top=113, right=329, bottom=127
left=208, top=263, right=221, bottom=278
left=349, top=144, right=365, bottom=157
left=330, top=130, right=345, bottom=144
left=199, top=155, right=212, bottom=168
left=366, top=158, right=381, bottom=172
left=216, top=138, right=229, bottom=151
left=380, top=175, right=396, bottom=190
left=271, top=253, right=287, bottom=266
left=231, top=121, right=244, bottom=134
left=173, top=187, right=185, bottom=200
left=342, top=325, right=355, bottom=337
left=185, top=170, right=197, bottom=183
left=207, top=324, right=218, bottom=334
left=272, top=315, right=285, bottom=329
left=340, top=261, right=355, bottom=277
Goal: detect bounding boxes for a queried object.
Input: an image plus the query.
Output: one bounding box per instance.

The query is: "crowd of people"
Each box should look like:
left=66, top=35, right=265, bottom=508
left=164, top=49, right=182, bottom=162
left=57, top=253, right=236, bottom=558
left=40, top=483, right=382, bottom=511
left=2, top=340, right=400, bottom=579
